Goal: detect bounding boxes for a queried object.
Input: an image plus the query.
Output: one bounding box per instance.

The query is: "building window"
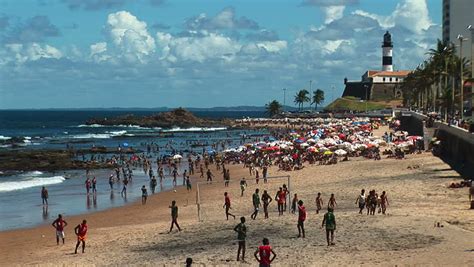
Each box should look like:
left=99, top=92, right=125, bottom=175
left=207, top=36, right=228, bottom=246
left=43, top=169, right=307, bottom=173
left=396, top=78, right=398, bottom=82
left=383, top=78, right=386, bottom=82
left=389, top=77, right=392, bottom=82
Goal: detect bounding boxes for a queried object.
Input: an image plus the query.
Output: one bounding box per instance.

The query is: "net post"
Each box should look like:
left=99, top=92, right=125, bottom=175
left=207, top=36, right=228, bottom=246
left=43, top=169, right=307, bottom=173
left=287, top=175, right=291, bottom=214
left=196, top=182, right=201, bottom=222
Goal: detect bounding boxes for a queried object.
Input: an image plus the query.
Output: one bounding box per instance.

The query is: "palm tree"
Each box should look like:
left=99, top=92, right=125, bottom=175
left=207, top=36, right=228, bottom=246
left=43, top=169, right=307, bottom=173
left=265, top=100, right=283, bottom=117
left=294, top=89, right=310, bottom=111
left=311, top=89, right=325, bottom=111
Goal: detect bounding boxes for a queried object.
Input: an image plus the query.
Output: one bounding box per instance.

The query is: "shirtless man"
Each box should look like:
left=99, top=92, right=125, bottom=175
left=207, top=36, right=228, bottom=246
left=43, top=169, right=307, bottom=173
left=328, top=193, right=337, bottom=210
left=74, top=219, right=88, bottom=254
left=261, top=190, right=272, bottom=219
left=223, top=192, right=236, bottom=220
left=380, top=191, right=389, bottom=214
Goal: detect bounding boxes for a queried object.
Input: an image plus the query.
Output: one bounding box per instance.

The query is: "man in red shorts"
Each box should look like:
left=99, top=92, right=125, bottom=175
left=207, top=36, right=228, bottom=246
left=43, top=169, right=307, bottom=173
left=74, top=219, right=88, bottom=254
left=254, top=237, right=276, bottom=267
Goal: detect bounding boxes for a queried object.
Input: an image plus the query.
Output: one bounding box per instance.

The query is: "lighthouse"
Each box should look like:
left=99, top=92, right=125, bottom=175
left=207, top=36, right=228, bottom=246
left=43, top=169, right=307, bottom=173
left=382, top=31, right=393, bottom=71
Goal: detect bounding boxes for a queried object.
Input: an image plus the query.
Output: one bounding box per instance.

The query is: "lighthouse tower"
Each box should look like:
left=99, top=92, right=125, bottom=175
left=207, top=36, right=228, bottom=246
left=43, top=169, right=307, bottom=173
left=382, top=31, right=393, bottom=71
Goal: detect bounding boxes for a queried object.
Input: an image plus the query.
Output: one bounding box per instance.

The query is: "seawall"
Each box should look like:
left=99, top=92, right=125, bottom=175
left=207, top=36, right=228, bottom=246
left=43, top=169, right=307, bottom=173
left=397, top=111, right=474, bottom=179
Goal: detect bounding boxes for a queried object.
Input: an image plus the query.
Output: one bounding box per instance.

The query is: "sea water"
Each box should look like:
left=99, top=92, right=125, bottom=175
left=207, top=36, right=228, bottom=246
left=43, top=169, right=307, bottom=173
left=0, top=110, right=267, bottom=231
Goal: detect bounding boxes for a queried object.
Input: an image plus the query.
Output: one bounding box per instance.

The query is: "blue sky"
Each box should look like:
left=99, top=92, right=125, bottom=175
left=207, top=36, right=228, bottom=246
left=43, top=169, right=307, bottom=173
left=0, top=0, right=442, bottom=108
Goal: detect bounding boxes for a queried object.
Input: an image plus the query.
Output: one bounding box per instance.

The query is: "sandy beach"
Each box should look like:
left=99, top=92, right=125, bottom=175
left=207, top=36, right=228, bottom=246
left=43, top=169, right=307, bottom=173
left=1, top=134, right=473, bottom=266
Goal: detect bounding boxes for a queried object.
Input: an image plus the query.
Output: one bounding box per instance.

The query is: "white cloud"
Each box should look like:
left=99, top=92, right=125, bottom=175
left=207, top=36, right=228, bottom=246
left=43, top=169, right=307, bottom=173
left=105, top=11, right=155, bottom=62
left=156, top=31, right=241, bottom=62
left=255, top=40, right=287, bottom=53
left=322, top=5, right=345, bottom=24
left=3, top=43, right=62, bottom=64
left=353, top=0, right=431, bottom=33
left=90, top=42, right=107, bottom=55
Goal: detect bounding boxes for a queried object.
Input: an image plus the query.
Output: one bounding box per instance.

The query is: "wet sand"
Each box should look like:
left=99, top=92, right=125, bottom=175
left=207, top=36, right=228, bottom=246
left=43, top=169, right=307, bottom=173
left=1, top=136, right=473, bottom=266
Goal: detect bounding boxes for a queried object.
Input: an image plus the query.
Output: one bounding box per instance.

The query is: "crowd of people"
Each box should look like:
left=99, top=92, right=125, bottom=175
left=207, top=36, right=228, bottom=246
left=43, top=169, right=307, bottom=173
left=40, top=116, right=415, bottom=265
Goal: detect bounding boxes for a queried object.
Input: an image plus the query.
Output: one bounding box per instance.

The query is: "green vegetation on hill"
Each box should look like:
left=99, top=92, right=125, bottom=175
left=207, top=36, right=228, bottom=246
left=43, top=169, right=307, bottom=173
left=325, top=97, right=387, bottom=112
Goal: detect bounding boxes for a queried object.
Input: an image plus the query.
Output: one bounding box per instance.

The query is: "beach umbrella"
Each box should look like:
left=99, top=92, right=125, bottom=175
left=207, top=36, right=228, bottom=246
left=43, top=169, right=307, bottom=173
left=173, top=154, right=182, bottom=160
left=299, top=143, right=310, bottom=148
left=324, top=151, right=333, bottom=155
left=307, top=146, right=318, bottom=153
left=123, top=142, right=129, bottom=147
left=334, top=149, right=347, bottom=156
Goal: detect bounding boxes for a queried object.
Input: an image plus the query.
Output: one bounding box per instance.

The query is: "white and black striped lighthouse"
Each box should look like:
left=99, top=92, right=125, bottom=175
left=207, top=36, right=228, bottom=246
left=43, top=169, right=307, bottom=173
left=382, top=31, right=393, bottom=71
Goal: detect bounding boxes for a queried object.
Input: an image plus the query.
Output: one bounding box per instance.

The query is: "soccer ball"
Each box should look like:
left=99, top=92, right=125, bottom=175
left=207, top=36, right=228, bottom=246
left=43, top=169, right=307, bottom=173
left=173, top=189, right=177, bottom=193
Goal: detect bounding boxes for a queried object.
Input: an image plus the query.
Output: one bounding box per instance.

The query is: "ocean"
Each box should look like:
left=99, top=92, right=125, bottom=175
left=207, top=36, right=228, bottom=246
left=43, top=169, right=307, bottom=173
left=0, top=110, right=267, bottom=231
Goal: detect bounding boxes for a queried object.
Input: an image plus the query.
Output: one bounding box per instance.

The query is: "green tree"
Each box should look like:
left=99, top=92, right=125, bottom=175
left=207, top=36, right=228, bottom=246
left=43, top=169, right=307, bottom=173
left=265, top=100, right=283, bottom=117
left=311, top=89, right=325, bottom=110
left=294, top=89, right=310, bottom=111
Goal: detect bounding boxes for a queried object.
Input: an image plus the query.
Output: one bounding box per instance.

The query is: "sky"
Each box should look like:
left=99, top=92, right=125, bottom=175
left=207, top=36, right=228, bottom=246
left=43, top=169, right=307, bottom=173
left=0, top=0, right=443, bottom=109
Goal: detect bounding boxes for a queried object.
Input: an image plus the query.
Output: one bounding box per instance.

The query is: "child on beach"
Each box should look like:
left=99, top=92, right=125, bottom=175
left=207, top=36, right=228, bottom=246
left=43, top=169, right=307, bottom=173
left=254, top=238, right=276, bottom=267
left=169, top=200, right=181, bottom=232
left=85, top=178, right=91, bottom=195
left=109, top=174, right=114, bottom=190
left=52, top=214, right=68, bottom=245
left=223, top=192, right=236, bottom=220
left=315, top=192, right=323, bottom=214
left=206, top=169, right=214, bottom=184
left=74, top=219, right=88, bottom=254
left=291, top=194, right=298, bottom=214
left=322, top=208, right=336, bottom=246
left=141, top=185, right=148, bottom=205
left=251, top=189, right=260, bottom=220
left=234, top=217, right=247, bottom=262
left=255, top=169, right=259, bottom=184
left=186, top=176, right=192, bottom=191
left=261, top=190, right=272, bottom=219
left=328, top=193, right=337, bottom=210
left=297, top=200, right=306, bottom=238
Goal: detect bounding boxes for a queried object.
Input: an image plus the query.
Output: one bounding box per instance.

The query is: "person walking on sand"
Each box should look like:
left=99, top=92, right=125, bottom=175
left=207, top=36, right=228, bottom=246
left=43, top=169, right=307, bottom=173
left=254, top=238, right=276, bottom=267
left=240, top=177, right=247, bottom=197
left=297, top=200, right=306, bottom=238
left=291, top=193, right=298, bottom=214
left=322, top=208, right=336, bottom=246
left=380, top=191, right=389, bottom=214
left=251, top=189, right=261, bottom=220
left=169, top=200, right=181, bottom=232
left=74, top=219, right=88, bottom=254
left=52, top=214, right=68, bottom=245
left=223, top=192, right=236, bottom=220
left=206, top=169, right=214, bottom=184
left=315, top=192, right=323, bottom=214
left=328, top=193, right=337, bottom=210
left=234, top=216, right=247, bottom=262
left=182, top=170, right=187, bottom=186
left=41, top=186, right=49, bottom=205
left=355, top=189, right=366, bottom=214
left=186, top=176, right=192, bottom=191
left=261, top=190, right=272, bottom=219
left=141, top=185, right=148, bottom=205
left=150, top=176, right=157, bottom=194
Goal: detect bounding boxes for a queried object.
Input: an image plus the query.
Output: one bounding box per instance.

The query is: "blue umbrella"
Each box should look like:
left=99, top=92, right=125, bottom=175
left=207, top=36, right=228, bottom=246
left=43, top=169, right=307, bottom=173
left=123, top=142, right=129, bottom=147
